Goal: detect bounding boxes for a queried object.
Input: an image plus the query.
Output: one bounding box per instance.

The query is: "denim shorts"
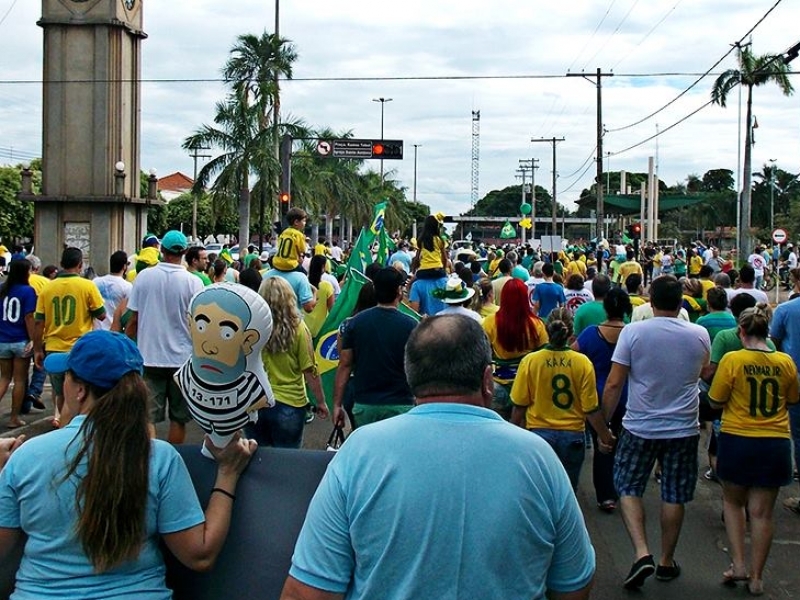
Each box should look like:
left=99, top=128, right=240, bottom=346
left=0, top=341, right=28, bottom=359
left=614, top=429, right=699, bottom=504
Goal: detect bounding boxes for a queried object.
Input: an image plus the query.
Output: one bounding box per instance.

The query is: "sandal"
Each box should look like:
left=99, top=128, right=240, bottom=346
left=6, top=419, right=26, bottom=429
left=722, top=564, right=750, bottom=587
left=50, top=417, right=61, bottom=429
left=746, top=579, right=764, bottom=596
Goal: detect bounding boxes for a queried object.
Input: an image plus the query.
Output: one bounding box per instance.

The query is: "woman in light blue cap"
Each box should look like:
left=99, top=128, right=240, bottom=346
left=0, top=330, right=256, bottom=599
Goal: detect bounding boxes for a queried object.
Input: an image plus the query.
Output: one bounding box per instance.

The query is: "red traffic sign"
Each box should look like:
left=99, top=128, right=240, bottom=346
left=772, top=228, right=788, bottom=244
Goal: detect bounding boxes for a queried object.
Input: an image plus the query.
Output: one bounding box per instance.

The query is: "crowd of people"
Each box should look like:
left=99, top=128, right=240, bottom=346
left=0, top=218, right=799, bottom=598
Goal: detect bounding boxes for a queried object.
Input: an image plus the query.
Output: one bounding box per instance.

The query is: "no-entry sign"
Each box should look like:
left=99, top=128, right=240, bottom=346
left=772, top=228, right=788, bottom=244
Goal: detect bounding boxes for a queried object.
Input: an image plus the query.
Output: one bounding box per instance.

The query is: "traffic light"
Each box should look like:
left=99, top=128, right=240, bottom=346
left=371, top=140, right=403, bottom=160
left=626, top=223, right=642, bottom=239
left=279, top=191, right=290, bottom=204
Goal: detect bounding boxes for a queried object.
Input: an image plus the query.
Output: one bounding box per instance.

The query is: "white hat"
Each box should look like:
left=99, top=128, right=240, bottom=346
left=432, top=274, right=476, bottom=304
left=259, top=251, right=271, bottom=261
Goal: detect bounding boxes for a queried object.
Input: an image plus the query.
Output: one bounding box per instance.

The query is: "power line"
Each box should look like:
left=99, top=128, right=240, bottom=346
left=607, top=0, right=785, bottom=133
left=0, top=0, right=19, bottom=28
left=566, top=0, right=618, bottom=73
left=611, top=0, right=684, bottom=70
left=581, top=0, right=642, bottom=71
left=561, top=145, right=597, bottom=179
left=3, top=71, right=796, bottom=86
left=560, top=160, right=596, bottom=194
left=611, top=99, right=713, bottom=156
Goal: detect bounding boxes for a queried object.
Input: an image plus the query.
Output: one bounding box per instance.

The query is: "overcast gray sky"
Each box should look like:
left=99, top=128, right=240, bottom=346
left=1, top=0, right=798, bottom=216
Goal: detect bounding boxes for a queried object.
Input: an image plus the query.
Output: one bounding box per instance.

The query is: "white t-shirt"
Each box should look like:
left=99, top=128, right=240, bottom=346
left=727, top=287, right=769, bottom=305
left=564, top=289, right=594, bottom=315
left=92, top=273, right=132, bottom=331
left=631, top=303, right=690, bottom=322
left=525, top=276, right=545, bottom=310
left=787, top=251, right=798, bottom=269
left=747, top=253, right=766, bottom=276
left=437, top=305, right=482, bottom=323
left=322, top=272, right=341, bottom=298
left=127, top=262, right=203, bottom=368
left=613, top=317, right=710, bottom=439
left=329, top=245, right=344, bottom=261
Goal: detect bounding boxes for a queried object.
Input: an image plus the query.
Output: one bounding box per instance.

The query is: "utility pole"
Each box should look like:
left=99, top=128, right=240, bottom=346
left=566, top=68, right=613, bottom=243
left=189, top=144, right=211, bottom=242
left=372, top=97, right=393, bottom=183
left=272, top=0, right=281, bottom=242
left=519, top=158, right=539, bottom=239
left=516, top=166, right=530, bottom=244
left=531, top=137, right=564, bottom=235
left=413, top=144, right=421, bottom=239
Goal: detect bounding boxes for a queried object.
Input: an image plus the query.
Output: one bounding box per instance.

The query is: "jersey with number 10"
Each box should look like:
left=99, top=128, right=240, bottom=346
left=34, top=274, right=105, bottom=352
left=709, top=348, right=798, bottom=438
left=272, top=228, right=306, bottom=271
left=511, top=347, right=599, bottom=431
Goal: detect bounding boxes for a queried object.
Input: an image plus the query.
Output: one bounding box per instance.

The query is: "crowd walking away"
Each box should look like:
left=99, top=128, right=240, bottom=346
left=2, top=217, right=800, bottom=597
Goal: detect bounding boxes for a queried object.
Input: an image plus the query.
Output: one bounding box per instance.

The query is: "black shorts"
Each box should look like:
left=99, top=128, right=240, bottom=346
left=716, top=432, right=792, bottom=488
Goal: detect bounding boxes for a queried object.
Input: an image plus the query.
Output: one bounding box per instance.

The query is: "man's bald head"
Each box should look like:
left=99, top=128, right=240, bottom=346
left=405, top=315, right=491, bottom=399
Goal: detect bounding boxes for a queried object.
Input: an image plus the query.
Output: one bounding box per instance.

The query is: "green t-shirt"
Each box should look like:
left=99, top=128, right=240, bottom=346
left=696, top=312, right=737, bottom=343
left=710, top=327, right=775, bottom=364
left=191, top=270, right=212, bottom=286
left=263, top=322, right=316, bottom=408
left=573, top=301, right=607, bottom=336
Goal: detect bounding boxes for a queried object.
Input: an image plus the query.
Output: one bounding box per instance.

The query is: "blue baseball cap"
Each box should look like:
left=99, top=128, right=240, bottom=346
left=161, top=230, right=188, bottom=253
left=44, top=331, right=144, bottom=390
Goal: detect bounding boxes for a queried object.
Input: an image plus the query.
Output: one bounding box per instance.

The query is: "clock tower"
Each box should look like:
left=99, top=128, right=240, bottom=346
left=29, top=0, right=156, bottom=272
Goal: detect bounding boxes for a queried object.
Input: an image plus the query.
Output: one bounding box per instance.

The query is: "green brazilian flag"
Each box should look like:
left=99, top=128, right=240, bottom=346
left=500, top=219, right=517, bottom=239
left=346, top=200, right=388, bottom=272
left=311, top=267, right=420, bottom=410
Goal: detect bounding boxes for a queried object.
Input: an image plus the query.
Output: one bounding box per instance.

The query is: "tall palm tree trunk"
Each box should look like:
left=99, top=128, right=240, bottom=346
left=239, top=184, right=251, bottom=248
left=741, top=84, right=754, bottom=258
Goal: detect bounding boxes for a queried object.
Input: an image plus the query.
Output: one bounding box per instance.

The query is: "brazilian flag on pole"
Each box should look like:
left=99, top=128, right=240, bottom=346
left=346, top=200, right=388, bottom=272
left=311, top=267, right=420, bottom=409
left=500, top=219, right=517, bottom=239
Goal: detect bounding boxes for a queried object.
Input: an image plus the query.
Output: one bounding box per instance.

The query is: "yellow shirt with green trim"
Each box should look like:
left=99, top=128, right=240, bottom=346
left=511, top=346, right=599, bottom=431
left=34, top=273, right=106, bottom=352
left=273, top=227, right=307, bottom=271
left=28, top=273, right=50, bottom=296
left=616, top=260, right=643, bottom=284
left=262, top=322, right=317, bottom=408
left=709, top=348, right=798, bottom=438
left=419, top=237, right=445, bottom=271
left=689, top=255, right=703, bottom=275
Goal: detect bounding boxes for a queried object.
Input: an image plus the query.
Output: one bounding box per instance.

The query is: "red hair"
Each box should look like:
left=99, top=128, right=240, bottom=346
left=496, top=279, right=541, bottom=353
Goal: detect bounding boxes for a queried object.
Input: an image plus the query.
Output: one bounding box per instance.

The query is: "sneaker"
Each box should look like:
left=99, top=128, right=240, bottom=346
left=783, top=497, right=800, bottom=515
left=794, top=470, right=799, bottom=482
left=598, top=500, right=617, bottom=513
left=655, top=561, right=681, bottom=582
left=304, top=406, right=315, bottom=424
left=20, top=395, right=45, bottom=415
left=703, top=467, right=720, bottom=483
left=624, top=555, right=655, bottom=589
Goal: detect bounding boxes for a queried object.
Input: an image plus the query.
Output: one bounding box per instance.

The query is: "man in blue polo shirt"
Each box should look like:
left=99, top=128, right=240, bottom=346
left=282, top=314, right=595, bottom=600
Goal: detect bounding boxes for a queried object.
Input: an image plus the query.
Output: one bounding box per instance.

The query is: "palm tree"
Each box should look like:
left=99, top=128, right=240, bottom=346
left=711, top=45, right=793, bottom=258
left=221, top=31, right=297, bottom=246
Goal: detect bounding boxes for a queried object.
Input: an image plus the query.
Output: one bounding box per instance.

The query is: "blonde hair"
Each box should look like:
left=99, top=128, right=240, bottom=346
left=738, top=302, right=772, bottom=338
left=258, top=277, right=302, bottom=353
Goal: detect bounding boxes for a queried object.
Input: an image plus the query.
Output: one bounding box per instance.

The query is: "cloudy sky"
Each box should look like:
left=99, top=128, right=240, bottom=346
left=1, top=0, right=798, bottom=217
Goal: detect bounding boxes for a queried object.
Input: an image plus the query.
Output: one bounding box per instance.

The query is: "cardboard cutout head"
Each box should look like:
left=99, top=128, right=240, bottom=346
left=176, top=283, right=275, bottom=449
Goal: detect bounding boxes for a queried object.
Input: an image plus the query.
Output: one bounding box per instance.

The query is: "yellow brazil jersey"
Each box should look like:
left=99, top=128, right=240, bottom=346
left=700, top=278, right=715, bottom=300
left=34, top=274, right=106, bottom=352
left=709, top=348, right=798, bottom=438
left=273, top=227, right=307, bottom=271
left=419, top=236, right=445, bottom=270
left=689, top=255, right=703, bottom=275
left=629, top=294, right=647, bottom=307
left=313, top=243, right=328, bottom=257
left=616, top=260, right=643, bottom=284
left=28, top=273, right=50, bottom=296
left=511, top=347, right=599, bottom=432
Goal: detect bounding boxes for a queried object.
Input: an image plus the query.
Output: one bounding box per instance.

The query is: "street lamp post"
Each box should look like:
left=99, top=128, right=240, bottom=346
left=372, top=97, right=393, bottom=182
left=769, top=158, right=777, bottom=233
left=412, top=143, right=421, bottom=239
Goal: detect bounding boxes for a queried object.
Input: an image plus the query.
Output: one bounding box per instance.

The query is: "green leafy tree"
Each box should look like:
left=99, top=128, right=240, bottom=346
left=0, top=163, right=37, bottom=242
left=711, top=46, right=793, bottom=256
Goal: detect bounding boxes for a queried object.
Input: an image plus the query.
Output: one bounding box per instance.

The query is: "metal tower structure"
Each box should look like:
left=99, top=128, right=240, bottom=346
left=471, top=110, right=481, bottom=207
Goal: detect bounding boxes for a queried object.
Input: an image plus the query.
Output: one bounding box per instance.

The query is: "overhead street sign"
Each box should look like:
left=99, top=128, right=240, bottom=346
left=321, top=138, right=404, bottom=160
left=316, top=141, right=331, bottom=156
left=773, top=228, right=788, bottom=244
